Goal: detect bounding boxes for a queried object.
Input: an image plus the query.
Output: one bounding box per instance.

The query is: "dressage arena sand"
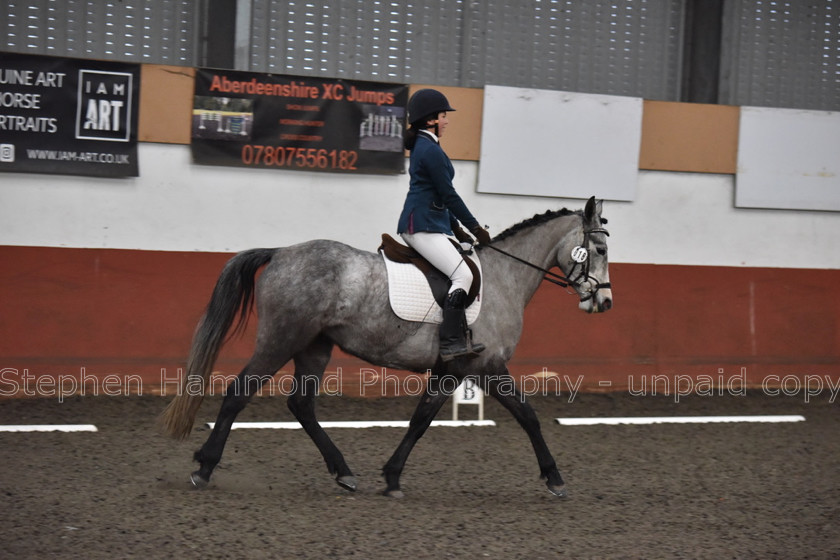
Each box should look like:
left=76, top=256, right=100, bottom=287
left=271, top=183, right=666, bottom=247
left=1, top=391, right=838, bottom=559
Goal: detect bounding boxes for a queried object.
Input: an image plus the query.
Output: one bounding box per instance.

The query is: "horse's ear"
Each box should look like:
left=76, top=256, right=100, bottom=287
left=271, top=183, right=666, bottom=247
left=584, top=196, right=603, bottom=223
left=584, top=196, right=596, bottom=221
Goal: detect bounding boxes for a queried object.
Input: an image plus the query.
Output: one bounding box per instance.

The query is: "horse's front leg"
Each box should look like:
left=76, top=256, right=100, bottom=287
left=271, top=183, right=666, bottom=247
left=481, top=368, right=566, bottom=497
left=381, top=364, right=455, bottom=498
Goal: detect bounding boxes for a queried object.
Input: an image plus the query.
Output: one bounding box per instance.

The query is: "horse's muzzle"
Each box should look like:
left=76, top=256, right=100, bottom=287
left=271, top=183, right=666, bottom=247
left=579, top=288, right=613, bottom=313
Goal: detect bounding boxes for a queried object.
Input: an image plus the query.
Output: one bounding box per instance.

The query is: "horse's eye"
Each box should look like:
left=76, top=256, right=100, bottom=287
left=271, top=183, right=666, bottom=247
left=596, top=248, right=606, bottom=256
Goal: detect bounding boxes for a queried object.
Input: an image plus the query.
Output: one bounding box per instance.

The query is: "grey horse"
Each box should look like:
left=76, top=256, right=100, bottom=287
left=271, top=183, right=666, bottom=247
left=161, top=196, right=612, bottom=497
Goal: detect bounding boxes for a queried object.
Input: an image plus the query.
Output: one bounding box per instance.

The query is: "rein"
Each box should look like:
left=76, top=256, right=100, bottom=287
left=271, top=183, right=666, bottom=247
left=483, top=225, right=611, bottom=302
left=484, top=244, right=572, bottom=288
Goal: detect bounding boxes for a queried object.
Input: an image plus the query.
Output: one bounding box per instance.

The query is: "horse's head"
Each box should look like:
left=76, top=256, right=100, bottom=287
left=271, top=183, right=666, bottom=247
left=557, top=197, right=613, bottom=313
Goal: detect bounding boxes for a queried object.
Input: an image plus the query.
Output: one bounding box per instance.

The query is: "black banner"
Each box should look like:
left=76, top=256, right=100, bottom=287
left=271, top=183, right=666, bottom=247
left=0, top=52, right=139, bottom=177
left=191, top=68, right=407, bottom=175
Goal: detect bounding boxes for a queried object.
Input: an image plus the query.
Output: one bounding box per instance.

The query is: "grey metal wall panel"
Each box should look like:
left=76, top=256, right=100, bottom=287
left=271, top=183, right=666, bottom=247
left=463, top=0, right=685, bottom=99
left=721, top=0, right=840, bottom=111
left=248, top=0, right=464, bottom=83
left=7, top=0, right=836, bottom=111
left=2, top=0, right=197, bottom=66
left=245, top=0, right=685, bottom=100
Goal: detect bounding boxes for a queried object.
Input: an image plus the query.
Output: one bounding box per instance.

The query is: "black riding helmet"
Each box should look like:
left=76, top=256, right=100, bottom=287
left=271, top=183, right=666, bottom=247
left=407, top=88, right=455, bottom=126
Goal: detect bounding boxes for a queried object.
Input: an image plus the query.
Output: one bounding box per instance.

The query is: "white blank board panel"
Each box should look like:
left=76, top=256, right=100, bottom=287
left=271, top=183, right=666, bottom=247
left=736, top=107, right=840, bottom=211
left=477, top=86, right=642, bottom=201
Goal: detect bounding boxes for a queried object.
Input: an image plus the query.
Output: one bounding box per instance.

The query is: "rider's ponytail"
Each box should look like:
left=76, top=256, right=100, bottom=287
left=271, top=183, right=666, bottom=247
left=405, top=116, right=438, bottom=150
left=404, top=121, right=422, bottom=151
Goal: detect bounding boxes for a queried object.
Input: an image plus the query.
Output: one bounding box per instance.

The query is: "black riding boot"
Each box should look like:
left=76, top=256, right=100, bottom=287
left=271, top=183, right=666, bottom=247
left=439, top=289, right=486, bottom=362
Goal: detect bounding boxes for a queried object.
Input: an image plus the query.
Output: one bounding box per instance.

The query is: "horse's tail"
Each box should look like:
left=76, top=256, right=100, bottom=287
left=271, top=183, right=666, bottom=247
left=159, top=248, right=275, bottom=440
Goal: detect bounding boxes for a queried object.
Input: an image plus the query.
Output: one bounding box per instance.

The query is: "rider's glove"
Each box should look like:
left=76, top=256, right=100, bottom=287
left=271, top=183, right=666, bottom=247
left=470, top=225, right=492, bottom=245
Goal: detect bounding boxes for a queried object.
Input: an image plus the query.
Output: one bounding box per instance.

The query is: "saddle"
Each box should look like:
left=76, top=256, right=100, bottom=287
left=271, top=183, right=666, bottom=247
left=378, top=234, right=481, bottom=309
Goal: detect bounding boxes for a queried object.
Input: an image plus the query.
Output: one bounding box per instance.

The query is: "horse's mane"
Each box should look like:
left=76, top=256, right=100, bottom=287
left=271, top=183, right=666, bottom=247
left=490, top=208, right=580, bottom=242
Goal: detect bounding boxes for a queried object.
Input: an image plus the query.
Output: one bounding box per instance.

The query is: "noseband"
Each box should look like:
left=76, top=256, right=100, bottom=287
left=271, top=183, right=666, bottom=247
left=484, top=221, right=611, bottom=303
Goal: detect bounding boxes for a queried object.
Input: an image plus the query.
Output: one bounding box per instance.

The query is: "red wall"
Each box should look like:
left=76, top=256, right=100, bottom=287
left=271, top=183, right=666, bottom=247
left=1, top=246, right=838, bottom=398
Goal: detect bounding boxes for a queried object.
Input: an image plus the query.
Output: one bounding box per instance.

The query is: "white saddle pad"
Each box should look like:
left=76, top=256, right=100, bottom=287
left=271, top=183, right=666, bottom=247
left=381, top=250, right=482, bottom=325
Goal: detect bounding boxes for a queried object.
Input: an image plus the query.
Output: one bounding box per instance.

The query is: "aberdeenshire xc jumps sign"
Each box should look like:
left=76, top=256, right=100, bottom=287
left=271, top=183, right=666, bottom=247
left=191, top=68, right=408, bottom=175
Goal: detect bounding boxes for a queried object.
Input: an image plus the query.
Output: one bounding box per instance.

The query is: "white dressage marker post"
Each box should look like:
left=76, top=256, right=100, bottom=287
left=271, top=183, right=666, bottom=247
left=453, top=377, right=484, bottom=421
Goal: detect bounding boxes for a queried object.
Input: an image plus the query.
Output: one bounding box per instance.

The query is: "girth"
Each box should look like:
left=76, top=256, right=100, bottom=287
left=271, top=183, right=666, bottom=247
left=378, top=234, right=481, bottom=308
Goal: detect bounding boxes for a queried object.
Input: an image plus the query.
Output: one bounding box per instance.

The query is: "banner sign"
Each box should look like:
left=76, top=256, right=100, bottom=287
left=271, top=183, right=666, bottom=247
left=191, top=68, right=407, bottom=175
left=0, top=52, right=139, bottom=177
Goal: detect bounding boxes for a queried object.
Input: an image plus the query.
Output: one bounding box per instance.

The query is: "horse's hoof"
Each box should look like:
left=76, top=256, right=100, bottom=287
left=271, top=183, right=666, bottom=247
left=190, top=471, right=209, bottom=489
left=336, top=475, right=357, bottom=492
left=547, top=484, right=567, bottom=498
left=383, top=488, right=404, bottom=499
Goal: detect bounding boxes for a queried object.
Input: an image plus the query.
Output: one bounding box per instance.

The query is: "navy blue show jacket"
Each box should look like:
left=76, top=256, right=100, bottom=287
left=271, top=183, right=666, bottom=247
left=397, top=132, right=479, bottom=235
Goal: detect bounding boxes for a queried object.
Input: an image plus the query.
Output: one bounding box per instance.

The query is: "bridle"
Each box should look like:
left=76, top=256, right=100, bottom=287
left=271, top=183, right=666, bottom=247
left=483, top=221, right=611, bottom=303
left=563, top=226, right=611, bottom=301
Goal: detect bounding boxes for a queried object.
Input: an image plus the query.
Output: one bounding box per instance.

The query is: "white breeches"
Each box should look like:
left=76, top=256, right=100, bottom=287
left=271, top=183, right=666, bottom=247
left=400, top=232, right=473, bottom=294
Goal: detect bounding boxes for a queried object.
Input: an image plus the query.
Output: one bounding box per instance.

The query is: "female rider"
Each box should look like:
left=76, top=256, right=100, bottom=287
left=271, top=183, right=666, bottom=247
left=397, top=88, right=491, bottom=361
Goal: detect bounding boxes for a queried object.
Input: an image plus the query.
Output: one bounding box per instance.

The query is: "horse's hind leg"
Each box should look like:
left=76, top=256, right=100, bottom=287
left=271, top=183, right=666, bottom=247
left=481, top=368, right=566, bottom=497
left=286, top=336, right=356, bottom=491
left=381, top=365, right=454, bottom=498
left=191, top=352, right=283, bottom=487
